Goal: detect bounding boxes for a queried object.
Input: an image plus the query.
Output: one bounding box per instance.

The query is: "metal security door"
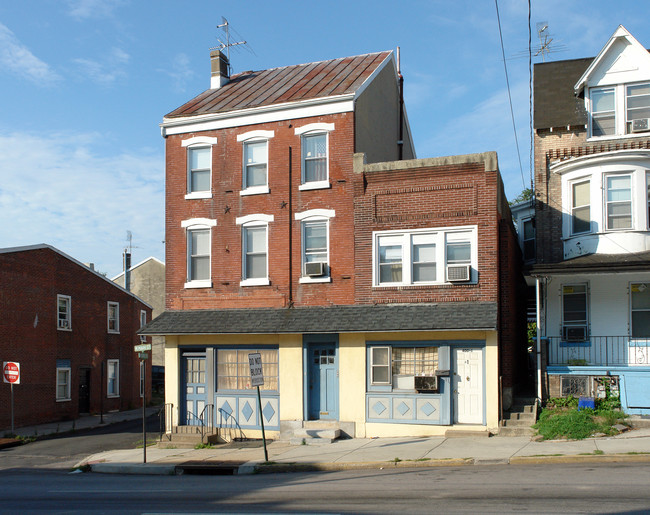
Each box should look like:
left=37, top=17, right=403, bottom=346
left=182, top=354, right=207, bottom=426
left=308, top=343, right=339, bottom=420
left=453, top=348, right=484, bottom=424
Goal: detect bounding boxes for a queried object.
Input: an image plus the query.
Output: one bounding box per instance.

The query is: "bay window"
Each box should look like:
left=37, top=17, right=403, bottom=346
left=605, top=174, right=632, bottom=230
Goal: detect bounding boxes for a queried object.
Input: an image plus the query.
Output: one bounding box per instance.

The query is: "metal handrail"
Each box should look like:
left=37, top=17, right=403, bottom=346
left=218, top=407, right=244, bottom=442
left=546, top=335, right=650, bottom=366
left=198, top=404, right=214, bottom=443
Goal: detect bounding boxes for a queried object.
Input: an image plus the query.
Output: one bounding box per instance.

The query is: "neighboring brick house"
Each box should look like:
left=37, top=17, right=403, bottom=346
left=531, top=25, right=650, bottom=414
left=142, top=49, right=525, bottom=439
left=0, top=245, right=152, bottom=431
left=113, top=255, right=165, bottom=367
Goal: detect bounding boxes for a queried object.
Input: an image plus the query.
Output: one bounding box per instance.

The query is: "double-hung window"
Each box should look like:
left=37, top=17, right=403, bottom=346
left=571, top=180, right=591, bottom=234
left=295, top=209, right=334, bottom=282
left=369, top=345, right=439, bottom=390
left=107, top=359, right=119, bottom=397
left=56, top=365, right=71, bottom=401
left=374, top=227, right=475, bottom=286
left=236, top=214, right=273, bottom=286
left=181, top=218, right=217, bottom=288
left=631, top=283, right=650, bottom=338
left=182, top=137, right=217, bottom=199
left=562, top=284, right=588, bottom=342
left=626, top=84, right=650, bottom=134
left=588, top=83, right=650, bottom=138
left=57, top=294, right=71, bottom=330
left=107, top=302, right=119, bottom=333
left=590, top=88, right=616, bottom=137
left=605, top=174, right=632, bottom=230
left=140, top=310, right=147, bottom=342
left=296, top=123, right=334, bottom=190
left=238, top=130, right=273, bottom=195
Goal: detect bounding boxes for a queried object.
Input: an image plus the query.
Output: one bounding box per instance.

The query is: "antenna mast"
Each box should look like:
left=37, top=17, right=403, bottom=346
left=535, top=22, right=551, bottom=62
left=213, top=17, right=247, bottom=74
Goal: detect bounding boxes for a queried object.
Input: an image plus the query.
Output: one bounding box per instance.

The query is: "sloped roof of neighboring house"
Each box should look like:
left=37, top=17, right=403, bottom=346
left=534, top=57, right=592, bottom=130
left=165, top=51, right=392, bottom=119
left=530, top=251, right=650, bottom=275
left=0, top=244, right=153, bottom=308
left=111, top=256, right=165, bottom=282
left=140, top=302, right=497, bottom=335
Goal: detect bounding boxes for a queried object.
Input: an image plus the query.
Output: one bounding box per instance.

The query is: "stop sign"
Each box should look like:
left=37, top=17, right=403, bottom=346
left=3, top=362, right=20, bottom=384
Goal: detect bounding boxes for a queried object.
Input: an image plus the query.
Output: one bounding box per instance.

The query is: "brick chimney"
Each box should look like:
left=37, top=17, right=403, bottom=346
left=210, top=50, right=230, bottom=89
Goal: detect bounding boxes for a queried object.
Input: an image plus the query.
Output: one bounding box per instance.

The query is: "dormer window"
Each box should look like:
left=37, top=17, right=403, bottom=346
left=627, top=84, right=650, bottom=133
left=591, top=88, right=615, bottom=137
left=588, top=83, right=650, bottom=138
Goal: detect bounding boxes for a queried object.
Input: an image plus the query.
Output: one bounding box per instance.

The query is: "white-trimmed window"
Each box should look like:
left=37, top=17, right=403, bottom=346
left=140, top=310, right=147, bottom=343
left=605, top=174, right=632, bottom=230
left=181, top=218, right=217, bottom=288
left=369, top=345, right=439, bottom=390
left=296, top=123, right=334, bottom=190
left=571, top=179, right=591, bottom=234
left=238, top=130, right=273, bottom=195
left=107, top=359, right=120, bottom=397
left=57, top=294, right=71, bottom=330
left=590, top=88, right=615, bottom=137
left=295, top=209, right=334, bottom=283
left=631, top=283, right=650, bottom=338
left=588, top=83, right=650, bottom=138
left=217, top=348, right=279, bottom=391
left=562, top=284, right=589, bottom=342
left=236, top=214, right=273, bottom=286
left=56, top=366, right=71, bottom=401
left=373, top=227, right=476, bottom=286
left=626, top=84, right=650, bottom=134
left=107, top=302, right=119, bottom=333
left=370, top=347, right=391, bottom=385
left=182, top=137, right=217, bottom=199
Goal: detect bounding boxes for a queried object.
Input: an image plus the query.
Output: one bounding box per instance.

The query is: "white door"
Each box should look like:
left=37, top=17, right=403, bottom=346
left=453, top=348, right=484, bottom=424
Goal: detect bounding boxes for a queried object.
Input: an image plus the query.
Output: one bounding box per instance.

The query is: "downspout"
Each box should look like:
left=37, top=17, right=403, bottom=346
left=536, top=276, right=543, bottom=405
left=288, top=146, right=294, bottom=307
left=397, top=47, right=404, bottom=160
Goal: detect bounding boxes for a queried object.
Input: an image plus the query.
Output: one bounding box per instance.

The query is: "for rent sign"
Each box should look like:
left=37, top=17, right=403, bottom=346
left=3, top=361, right=20, bottom=384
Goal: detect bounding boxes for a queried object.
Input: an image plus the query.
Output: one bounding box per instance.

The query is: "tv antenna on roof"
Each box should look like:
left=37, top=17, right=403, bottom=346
left=211, top=17, right=255, bottom=74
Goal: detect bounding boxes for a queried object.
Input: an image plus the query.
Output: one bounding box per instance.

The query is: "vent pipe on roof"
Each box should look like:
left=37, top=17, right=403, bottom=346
left=210, top=50, right=230, bottom=89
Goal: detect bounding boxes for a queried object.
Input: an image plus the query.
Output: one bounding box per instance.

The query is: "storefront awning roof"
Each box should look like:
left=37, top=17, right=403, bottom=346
left=140, top=302, right=498, bottom=336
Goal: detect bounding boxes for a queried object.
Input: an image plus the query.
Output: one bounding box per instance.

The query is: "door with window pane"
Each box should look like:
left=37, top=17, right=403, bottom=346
left=182, top=354, right=207, bottom=426
left=308, top=343, right=338, bottom=420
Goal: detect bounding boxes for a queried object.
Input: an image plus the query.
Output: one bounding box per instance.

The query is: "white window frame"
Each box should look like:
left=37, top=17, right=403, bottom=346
left=570, top=178, right=591, bottom=235
left=236, top=214, right=274, bottom=286
left=238, top=130, right=274, bottom=196
left=604, top=173, right=633, bottom=231
left=372, top=226, right=477, bottom=287
left=295, top=209, right=334, bottom=283
left=182, top=136, right=217, bottom=200
left=56, top=367, right=71, bottom=401
left=107, top=359, right=120, bottom=398
left=181, top=218, right=217, bottom=288
left=588, top=82, right=650, bottom=139
left=140, top=310, right=147, bottom=343
left=631, top=282, right=650, bottom=339
left=589, top=87, right=616, bottom=138
left=295, top=123, right=334, bottom=190
left=107, top=301, right=119, bottom=334
left=561, top=283, right=589, bottom=338
left=57, top=294, right=71, bottom=331
left=626, top=83, right=650, bottom=135
left=370, top=346, right=391, bottom=385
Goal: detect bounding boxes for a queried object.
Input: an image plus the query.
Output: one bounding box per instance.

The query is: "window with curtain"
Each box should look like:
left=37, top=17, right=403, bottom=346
left=571, top=180, right=591, bottom=234
left=302, top=133, right=327, bottom=183
left=217, top=349, right=278, bottom=391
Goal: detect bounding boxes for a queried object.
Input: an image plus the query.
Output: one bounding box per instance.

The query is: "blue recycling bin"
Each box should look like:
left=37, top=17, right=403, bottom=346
left=578, top=396, right=595, bottom=410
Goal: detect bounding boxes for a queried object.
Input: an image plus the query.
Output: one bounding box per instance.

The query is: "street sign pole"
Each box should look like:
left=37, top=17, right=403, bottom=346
left=142, top=357, right=146, bottom=464
left=10, top=383, right=14, bottom=434
left=257, top=385, right=268, bottom=462
left=248, top=353, right=268, bottom=462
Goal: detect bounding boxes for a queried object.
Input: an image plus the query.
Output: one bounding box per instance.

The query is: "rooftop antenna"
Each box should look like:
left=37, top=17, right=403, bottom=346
left=535, top=22, right=551, bottom=62
left=212, top=17, right=255, bottom=75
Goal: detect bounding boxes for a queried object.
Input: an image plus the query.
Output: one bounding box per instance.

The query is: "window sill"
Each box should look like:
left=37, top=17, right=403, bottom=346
left=185, top=192, right=212, bottom=200
left=56, top=398, right=71, bottom=403
left=57, top=327, right=72, bottom=332
left=299, top=276, right=331, bottom=284
left=587, top=131, right=650, bottom=142
left=184, top=280, right=212, bottom=289
left=240, top=186, right=270, bottom=196
left=108, top=330, right=120, bottom=335
left=240, top=278, right=270, bottom=287
left=107, top=394, right=120, bottom=399
left=299, top=181, right=330, bottom=191
left=372, top=281, right=477, bottom=288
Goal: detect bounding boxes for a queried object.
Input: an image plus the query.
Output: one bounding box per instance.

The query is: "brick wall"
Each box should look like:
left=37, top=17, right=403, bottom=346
left=0, top=247, right=151, bottom=430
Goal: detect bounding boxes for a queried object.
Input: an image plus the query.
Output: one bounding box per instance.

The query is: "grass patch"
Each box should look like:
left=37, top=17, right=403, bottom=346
left=194, top=443, right=215, bottom=449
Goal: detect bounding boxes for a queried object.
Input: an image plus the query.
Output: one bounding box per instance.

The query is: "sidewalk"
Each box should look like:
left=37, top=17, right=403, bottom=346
left=79, top=425, right=650, bottom=476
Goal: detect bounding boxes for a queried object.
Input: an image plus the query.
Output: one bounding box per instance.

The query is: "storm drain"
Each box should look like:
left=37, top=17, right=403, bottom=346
left=175, top=461, right=243, bottom=475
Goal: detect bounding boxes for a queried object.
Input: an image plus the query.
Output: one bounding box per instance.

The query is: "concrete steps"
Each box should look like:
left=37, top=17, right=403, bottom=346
left=282, top=420, right=344, bottom=445
left=158, top=426, right=220, bottom=449
left=499, top=398, right=537, bottom=437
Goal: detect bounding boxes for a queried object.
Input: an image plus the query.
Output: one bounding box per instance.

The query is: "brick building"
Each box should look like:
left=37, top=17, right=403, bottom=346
left=0, top=245, right=152, bottom=430
left=531, top=25, right=650, bottom=413
left=142, top=50, right=525, bottom=440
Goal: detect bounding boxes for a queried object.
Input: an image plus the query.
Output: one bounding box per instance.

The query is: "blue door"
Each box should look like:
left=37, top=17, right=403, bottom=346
left=182, top=354, right=207, bottom=425
left=308, top=343, right=339, bottom=420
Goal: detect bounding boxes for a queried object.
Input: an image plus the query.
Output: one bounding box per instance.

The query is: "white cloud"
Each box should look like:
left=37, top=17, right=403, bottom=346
left=73, top=47, right=130, bottom=85
left=0, top=131, right=164, bottom=277
left=66, top=0, right=123, bottom=20
left=158, top=53, right=197, bottom=93
left=0, top=22, right=61, bottom=84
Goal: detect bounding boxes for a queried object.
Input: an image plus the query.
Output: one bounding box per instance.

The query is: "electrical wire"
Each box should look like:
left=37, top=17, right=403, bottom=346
left=494, top=0, right=526, bottom=191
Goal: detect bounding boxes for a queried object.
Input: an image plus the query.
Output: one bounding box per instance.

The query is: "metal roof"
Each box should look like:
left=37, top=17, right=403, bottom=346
left=140, top=302, right=498, bottom=335
left=165, top=51, right=392, bottom=119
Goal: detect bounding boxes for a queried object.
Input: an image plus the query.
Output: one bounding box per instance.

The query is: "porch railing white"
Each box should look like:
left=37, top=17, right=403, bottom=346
left=547, top=336, right=650, bottom=366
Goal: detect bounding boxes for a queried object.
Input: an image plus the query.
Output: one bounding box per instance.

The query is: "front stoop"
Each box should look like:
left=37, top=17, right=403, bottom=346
left=157, top=425, right=220, bottom=449
left=498, top=398, right=537, bottom=437
left=281, top=420, right=351, bottom=445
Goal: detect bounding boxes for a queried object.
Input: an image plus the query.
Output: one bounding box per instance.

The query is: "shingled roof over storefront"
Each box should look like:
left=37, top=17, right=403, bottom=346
left=140, top=302, right=498, bottom=335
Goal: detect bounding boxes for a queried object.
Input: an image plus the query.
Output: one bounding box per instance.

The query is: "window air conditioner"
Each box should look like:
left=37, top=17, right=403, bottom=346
left=632, top=118, right=650, bottom=133
left=305, top=261, right=325, bottom=277
left=563, top=325, right=588, bottom=342
left=447, top=264, right=471, bottom=282
left=414, top=375, right=438, bottom=392
left=58, top=320, right=69, bottom=329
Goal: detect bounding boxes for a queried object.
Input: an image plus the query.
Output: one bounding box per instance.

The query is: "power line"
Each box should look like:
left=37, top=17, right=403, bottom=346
left=494, top=0, right=526, bottom=191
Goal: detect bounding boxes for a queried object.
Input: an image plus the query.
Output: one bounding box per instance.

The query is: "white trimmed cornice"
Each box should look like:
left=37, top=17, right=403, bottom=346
left=237, top=130, right=275, bottom=142
left=181, top=218, right=217, bottom=228
left=181, top=136, right=218, bottom=147
left=551, top=149, right=650, bottom=175
left=295, top=209, right=335, bottom=221
left=235, top=214, right=274, bottom=225
left=294, top=122, right=335, bottom=135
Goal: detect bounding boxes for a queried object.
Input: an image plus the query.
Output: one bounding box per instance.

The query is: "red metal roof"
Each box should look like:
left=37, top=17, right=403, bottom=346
left=165, top=51, right=392, bottom=119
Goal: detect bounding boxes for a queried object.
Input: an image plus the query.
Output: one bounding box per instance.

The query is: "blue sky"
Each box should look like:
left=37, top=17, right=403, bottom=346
left=2, top=0, right=650, bottom=278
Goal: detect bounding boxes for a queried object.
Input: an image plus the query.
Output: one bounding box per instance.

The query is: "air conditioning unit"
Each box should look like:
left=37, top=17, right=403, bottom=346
left=632, top=118, right=650, bottom=133
left=414, top=375, right=438, bottom=392
left=447, top=264, right=471, bottom=282
left=563, top=325, right=588, bottom=342
left=58, top=319, right=69, bottom=329
left=305, top=261, right=325, bottom=277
